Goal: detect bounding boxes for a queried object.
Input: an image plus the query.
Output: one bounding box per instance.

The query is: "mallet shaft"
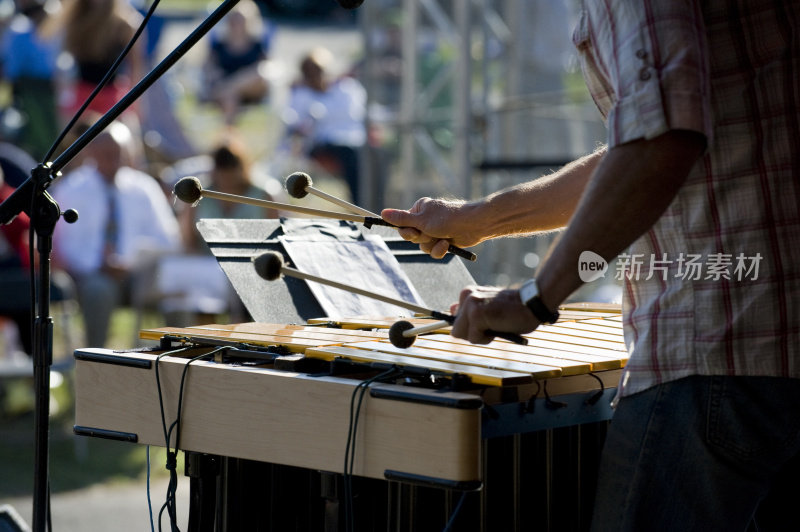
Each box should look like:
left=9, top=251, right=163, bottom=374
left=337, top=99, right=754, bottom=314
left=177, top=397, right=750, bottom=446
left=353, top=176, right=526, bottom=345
left=402, top=320, right=450, bottom=337
left=280, top=265, right=433, bottom=316
left=202, top=188, right=476, bottom=261
left=306, top=186, right=377, bottom=217
left=306, top=186, right=478, bottom=262
left=401, top=316, right=527, bottom=345
left=199, top=188, right=384, bottom=225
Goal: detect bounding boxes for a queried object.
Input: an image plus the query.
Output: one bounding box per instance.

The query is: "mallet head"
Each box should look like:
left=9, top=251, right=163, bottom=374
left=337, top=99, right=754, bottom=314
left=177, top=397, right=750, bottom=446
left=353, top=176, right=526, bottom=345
left=252, top=251, right=285, bottom=281
left=388, top=320, right=416, bottom=349
left=285, top=172, right=313, bottom=199
left=173, top=176, right=203, bottom=204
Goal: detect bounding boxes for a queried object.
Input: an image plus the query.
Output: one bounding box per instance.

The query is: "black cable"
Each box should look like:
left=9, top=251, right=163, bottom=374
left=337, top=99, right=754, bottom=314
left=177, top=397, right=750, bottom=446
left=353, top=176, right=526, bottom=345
left=42, top=0, right=162, bottom=162
left=343, top=367, right=400, bottom=532
left=154, top=347, right=191, bottom=532
left=147, top=445, right=156, bottom=532
left=584, top=372, right=606, bottom=405
left=154, top=346, right=221, bottom=532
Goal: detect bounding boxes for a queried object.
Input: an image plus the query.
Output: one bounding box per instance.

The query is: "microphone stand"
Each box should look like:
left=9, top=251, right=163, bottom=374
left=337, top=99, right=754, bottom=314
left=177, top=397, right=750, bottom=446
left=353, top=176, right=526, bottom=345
left=0, top=1, right=241, bottom=529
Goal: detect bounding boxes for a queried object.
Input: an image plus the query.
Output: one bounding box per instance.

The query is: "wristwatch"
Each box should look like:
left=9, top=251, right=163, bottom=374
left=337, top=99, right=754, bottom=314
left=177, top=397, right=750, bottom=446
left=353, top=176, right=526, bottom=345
left=519, top=278, right=559, bottom=324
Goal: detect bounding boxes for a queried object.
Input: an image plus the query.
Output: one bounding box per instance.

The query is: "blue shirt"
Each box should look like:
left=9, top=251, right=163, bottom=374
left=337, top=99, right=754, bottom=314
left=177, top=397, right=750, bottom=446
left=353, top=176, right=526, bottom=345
left=1, top=15, right=59, bottom=81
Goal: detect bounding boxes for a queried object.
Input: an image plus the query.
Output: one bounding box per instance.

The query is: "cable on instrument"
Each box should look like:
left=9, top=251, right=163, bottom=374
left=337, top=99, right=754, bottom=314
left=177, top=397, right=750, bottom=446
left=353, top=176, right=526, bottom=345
left=441, top=490, right=470, bottom=532
left=584, top=373, right=606, bottom=405
left=543, top=380, right=568, bottom=410
left=154, top=346, right=222, bottom=532
left=147, top=445, right=155, bottom=532
left=519, top=380, right=542, bottom=415
left=252, top=251, right=527, bottom=346
left=343, top=366, right=401, bottom=532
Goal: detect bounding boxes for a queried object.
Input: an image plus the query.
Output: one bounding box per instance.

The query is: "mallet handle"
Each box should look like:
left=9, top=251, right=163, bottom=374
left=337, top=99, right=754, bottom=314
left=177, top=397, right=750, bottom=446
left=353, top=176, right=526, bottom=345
left=402, top=320, right=450, bottom=337
left=200, top=189, right=369, bottom=222
left=400, top=314, right=527, bottom=345
left=203, top=187, right=478, bottom=262
left=306, top=187, right=377, bottom=217
left=280, top=265, right=433, bottom=316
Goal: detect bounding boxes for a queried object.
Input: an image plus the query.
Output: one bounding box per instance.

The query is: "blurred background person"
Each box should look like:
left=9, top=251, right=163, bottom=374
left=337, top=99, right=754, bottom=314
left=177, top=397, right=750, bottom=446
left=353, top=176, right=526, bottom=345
left=282, top=46, right=367, bottom=205
left=0, top=166, right=38, bottom=358
left=179, top=135, right=277, bottom=251
left=176, top=136, right=277, bottom=324
left=201, top=0, right=273, bottom=126
left=0, top=134, right=38, bottom=188
left=52, top=120, right=179, bottom=348
left=47, top=0, right=145, bottom=129
left=0, top=167, right=76, bottom=358
left=0, top=0, right=63, bottom=161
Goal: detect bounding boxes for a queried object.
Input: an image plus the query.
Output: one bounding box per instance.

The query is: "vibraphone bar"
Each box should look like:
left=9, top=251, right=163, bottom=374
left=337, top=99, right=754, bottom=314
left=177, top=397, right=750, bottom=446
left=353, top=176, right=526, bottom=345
left=73, top=305, right=626, bottom=531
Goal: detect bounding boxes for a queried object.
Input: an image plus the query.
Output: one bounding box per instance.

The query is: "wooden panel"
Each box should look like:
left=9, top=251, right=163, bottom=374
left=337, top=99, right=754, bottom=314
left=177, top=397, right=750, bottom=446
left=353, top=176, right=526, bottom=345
left=73, top=348, right=482, bottom=483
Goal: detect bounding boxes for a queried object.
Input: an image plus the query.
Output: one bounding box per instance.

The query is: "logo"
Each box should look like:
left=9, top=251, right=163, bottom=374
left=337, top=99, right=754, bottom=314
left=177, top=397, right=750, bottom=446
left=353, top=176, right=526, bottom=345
left=578, top=251, right=608, bottom=283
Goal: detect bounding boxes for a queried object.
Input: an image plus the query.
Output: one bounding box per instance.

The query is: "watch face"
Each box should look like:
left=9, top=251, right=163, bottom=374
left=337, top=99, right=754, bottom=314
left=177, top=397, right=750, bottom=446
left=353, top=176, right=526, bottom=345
left=520, top=279, right=538, bottom=304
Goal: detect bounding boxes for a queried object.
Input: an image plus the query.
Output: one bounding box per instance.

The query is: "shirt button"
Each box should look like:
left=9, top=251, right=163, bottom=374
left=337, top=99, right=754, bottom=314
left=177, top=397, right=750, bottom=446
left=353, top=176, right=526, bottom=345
left=636, top=49, right=648, bottom=59
left=639, top=67, right=652, bottom=81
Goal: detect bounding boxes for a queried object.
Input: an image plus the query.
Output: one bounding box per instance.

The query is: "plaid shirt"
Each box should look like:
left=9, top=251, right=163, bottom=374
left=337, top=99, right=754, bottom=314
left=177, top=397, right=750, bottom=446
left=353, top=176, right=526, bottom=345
left=573, top=1, right=800, bottom=397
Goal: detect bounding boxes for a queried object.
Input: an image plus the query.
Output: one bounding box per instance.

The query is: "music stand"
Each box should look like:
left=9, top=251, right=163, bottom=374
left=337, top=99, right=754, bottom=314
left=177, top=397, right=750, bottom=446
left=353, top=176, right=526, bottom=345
left=195, top=218, right=477, bottom=323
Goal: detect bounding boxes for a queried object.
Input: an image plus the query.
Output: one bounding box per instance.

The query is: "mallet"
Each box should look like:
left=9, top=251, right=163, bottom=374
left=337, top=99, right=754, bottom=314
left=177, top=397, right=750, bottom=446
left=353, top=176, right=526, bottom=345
left=252, top=251, right=527, bottom=347
left=174, top=175, right=391, bottom=228
left=387, top=320, right=450, bottom=349
left=176, top=176, right=477, bottom=261
left=285, top=171, right=375, bottom=217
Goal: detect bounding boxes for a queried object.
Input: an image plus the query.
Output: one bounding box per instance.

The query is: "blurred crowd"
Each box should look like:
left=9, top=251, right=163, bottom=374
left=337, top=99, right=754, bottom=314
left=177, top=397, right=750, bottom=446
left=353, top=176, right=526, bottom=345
left=0, top=0, right=376, bottom=353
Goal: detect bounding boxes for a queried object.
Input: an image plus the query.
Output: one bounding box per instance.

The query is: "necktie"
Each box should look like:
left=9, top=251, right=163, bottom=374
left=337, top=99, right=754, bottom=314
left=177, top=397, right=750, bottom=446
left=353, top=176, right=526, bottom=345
left=103, top=183, right=118, bottom=259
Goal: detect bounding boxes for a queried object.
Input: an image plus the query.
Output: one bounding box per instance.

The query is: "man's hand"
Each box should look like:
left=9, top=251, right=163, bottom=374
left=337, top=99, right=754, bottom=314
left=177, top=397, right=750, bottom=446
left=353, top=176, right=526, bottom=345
left=449, top=285, right=540, bottom=344
left=380, top=149, right=604, bottom=260
left=381, top=197, right=483, bottom=259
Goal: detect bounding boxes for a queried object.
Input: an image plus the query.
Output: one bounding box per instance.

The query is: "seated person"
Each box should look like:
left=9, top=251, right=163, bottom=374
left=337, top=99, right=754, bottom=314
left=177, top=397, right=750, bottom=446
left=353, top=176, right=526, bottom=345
left=0, top=0, right=62, bottom=161
left=283, top=47, right=367, bottom=205
left=52, top=121, right=180, bottom=348
left=201, top=0, right=273, bottom=125
left=0, top=168, right=75, bottom=357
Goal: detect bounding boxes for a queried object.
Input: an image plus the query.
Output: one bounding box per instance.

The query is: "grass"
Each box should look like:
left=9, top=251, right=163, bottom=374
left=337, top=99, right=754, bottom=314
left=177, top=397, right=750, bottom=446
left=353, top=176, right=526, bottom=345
left=0, top=307, right=179, bottom=498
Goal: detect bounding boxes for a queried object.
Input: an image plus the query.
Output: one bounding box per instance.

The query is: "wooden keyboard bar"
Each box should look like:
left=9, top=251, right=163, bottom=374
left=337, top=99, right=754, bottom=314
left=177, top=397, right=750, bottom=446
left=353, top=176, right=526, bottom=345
left=306, top=344, right=541, bottom=386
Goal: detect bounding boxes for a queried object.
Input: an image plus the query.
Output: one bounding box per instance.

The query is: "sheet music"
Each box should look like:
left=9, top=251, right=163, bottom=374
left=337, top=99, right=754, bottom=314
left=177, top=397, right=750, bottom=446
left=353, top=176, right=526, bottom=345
left=279, top=234, right=427, bottom=318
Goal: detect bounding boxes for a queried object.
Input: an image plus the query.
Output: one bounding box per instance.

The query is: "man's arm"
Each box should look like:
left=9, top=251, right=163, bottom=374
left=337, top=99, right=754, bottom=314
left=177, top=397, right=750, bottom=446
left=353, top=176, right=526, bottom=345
left=451, top=129, right=707, bottom=344
left=381, top=148, right=606, bottom=258
left=535, top=130, right=706, bottom=310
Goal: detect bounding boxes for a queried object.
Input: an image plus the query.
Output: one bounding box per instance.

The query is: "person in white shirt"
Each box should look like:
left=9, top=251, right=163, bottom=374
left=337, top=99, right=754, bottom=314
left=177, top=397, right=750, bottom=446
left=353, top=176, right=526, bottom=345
left=283, top=46, right=367, bottom=205
left=52, top=121, right=180, bottom=347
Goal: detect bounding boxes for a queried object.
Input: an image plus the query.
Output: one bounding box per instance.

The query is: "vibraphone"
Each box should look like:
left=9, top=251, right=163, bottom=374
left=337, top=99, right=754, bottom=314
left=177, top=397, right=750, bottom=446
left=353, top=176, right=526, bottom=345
left=73, top=304, right=626, bottom=532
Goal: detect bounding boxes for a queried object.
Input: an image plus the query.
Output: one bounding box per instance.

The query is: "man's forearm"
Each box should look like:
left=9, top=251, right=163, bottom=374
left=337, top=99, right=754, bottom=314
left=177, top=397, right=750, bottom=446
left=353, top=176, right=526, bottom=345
left=380, top=147, right=605, bottom=258
left=535, top=130, right=707, bottom=310
left=469, top=147, right=606, bottom=242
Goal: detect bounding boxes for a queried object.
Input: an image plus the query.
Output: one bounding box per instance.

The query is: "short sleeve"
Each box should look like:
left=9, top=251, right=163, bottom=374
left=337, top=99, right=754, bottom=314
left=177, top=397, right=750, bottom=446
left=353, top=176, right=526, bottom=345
left=581, top=0, right=713, bottom=147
